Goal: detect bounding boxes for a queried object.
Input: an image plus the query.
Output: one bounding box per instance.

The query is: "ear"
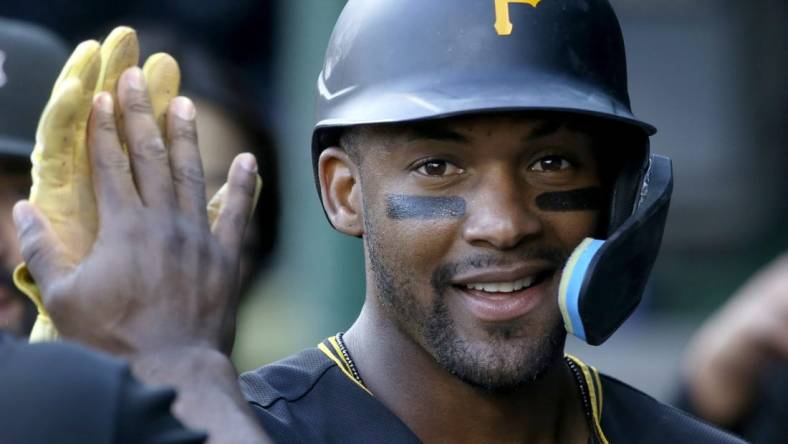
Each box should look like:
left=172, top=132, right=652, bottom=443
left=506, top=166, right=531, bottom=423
left=318, top=147, right=363, bottom=236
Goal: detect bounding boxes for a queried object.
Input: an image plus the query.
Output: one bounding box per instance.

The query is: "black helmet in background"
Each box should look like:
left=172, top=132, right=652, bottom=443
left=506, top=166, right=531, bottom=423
left=0, top=17, right=69, bottom=162
left=313, top=0, right=673, bottom=346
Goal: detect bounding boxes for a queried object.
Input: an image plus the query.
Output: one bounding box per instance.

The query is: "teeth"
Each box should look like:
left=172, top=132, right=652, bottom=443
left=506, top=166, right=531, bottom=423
left=465, top=277, right=536, bottom=293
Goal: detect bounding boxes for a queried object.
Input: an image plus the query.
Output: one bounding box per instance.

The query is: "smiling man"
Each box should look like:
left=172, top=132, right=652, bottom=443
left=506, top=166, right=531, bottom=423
left=6, top=1, right=749, bottom=442
left=337, top=116, right=606, bottom=397
left=238, top=1, right=743, bottom=443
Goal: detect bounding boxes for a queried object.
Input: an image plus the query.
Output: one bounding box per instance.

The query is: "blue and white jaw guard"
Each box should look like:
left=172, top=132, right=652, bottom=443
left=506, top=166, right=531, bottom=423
left=559, top=155, right=673, bottom=346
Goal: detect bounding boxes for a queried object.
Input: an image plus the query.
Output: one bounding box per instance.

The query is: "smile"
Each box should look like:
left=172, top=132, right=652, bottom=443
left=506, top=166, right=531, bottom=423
left=464, top=276, right=537, bottom=293
left=452, top=267, right=554, bottom=322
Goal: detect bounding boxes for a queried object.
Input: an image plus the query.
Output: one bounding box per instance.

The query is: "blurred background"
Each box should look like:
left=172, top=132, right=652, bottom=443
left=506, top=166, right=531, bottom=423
left=1, top=0, right=785, bottom=402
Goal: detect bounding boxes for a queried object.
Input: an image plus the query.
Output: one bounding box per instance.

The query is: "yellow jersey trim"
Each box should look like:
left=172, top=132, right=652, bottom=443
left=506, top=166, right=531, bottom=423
left=317, top=340, right=373, bottom=396
left=566, top=354, right=609, bottom=444
left=316, top=337, right=607, bottom=441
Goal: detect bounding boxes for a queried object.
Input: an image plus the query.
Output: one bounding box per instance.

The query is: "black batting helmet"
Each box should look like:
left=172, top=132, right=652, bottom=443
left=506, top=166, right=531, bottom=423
left=312, top=0, right=673, bottom=345
left=0, top=18, right=69, bottom=163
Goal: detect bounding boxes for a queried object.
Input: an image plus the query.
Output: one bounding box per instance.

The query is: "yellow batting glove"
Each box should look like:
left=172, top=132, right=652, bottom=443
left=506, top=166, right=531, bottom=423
left=208, top=176, right=264, bottom=229
left=14, top=25, right=261, bottom=343
left=14, top=27, right=262, bottom=342
left=13, top=40, right=101, bottom=342
left=144, top=52, right=181, bottom=136
left=14, top=27, right=180, bottom=342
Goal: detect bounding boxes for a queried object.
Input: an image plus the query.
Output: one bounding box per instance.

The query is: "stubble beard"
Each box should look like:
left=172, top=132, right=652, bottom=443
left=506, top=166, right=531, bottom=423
left=365, top=220, right=568, bottom=393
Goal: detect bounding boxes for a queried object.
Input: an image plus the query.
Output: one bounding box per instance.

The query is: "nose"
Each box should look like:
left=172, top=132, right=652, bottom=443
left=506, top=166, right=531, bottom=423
left=461, top=169, right=542, bottom=250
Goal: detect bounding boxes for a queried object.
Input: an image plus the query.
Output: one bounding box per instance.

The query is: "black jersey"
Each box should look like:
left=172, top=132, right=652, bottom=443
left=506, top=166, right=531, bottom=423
left=0, top=332, right=206, bottom=444
left=240, top=336, right=745, bottom=443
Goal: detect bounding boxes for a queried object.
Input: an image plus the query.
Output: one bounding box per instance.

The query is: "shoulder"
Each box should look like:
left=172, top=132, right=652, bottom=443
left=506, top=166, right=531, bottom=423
left=239, top=346, right=336, bottom=408
left=239, top=342, right=420, bottom=444
left=239, top=346, right=352, bottom=443
left=240, top=346, right=342, bottom=443
left=599, top=373, right=746, bottom=444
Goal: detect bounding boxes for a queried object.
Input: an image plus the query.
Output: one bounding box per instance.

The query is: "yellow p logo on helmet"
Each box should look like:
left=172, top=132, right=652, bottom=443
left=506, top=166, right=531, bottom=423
left=494, top=0, right=542, bottom=36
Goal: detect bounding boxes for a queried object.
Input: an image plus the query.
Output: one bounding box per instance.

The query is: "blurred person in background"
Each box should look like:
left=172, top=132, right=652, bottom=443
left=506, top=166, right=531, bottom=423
left=0, top=17, right=68, bottom=338
left=678, top=253, right=788, bottom=444
left=0, top=0, right=278, bottom=123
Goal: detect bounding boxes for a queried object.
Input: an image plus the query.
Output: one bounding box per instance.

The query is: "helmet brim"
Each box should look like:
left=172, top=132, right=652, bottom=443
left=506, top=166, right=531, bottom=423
left=315, top=72, right=656, bottom=138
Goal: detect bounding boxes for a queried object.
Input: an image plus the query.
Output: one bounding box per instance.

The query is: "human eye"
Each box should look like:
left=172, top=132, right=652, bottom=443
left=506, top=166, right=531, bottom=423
left=414, top=159, right=465, bottom=177
left=529, top=155, right=574, bottom=172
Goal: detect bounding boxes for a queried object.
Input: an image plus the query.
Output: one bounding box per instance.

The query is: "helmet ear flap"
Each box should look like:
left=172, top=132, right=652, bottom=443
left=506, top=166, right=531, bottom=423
left=560, top=155, right=673, bottom=345
left=606, top=135, right=650, bottom=236
left=574, top=118, right=648, bottom=239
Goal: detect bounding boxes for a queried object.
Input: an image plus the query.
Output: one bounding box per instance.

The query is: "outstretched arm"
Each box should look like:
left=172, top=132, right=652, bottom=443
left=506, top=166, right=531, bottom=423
left=14, top=68, right=270, bottom=444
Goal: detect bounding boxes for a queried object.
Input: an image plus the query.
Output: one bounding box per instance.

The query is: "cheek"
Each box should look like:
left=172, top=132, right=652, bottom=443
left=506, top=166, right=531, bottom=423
left=375, top=216, right=459, bottom=268
left=365, top=197, right=460, bottom=283
left=540, top=210, right=600, bottom=249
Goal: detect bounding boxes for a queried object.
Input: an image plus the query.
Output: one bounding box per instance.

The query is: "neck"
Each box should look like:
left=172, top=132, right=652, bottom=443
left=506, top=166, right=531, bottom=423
left=343, top=301, right=589, bottom=444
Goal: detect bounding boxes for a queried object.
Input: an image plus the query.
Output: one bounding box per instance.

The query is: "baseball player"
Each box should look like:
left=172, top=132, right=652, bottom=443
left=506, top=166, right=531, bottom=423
left=237, top=1, right=746, bottom=442
left=13, top=1, right=748, bottom=443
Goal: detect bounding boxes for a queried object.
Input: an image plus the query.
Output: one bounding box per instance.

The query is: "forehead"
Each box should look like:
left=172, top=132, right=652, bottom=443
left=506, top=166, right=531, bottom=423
left=359, top=112, right=602, bottom=149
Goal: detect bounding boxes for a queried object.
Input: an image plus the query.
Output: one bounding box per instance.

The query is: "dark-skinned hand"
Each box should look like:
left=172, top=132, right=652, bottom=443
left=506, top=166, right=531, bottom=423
left=12, top=66, right=256, bottom=357
left=684, top=253, right=788, bottom=427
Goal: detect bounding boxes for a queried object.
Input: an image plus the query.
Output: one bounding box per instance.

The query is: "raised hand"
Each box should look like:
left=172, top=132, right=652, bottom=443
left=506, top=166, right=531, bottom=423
left=13, top=27, right=181, bottom=341
left=14, top=27, right=259, bottom=344
left=13, top=69, right=258, bottom=356
left=683, top=253, right=788, bottom=426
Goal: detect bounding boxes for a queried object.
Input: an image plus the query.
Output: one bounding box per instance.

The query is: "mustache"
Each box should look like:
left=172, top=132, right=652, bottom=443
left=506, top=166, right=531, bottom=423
left=431, top=246, right=569, bottom=290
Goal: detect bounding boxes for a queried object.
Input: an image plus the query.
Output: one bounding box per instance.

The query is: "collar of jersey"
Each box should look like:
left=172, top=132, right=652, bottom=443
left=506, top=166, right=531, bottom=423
left=318, top=336, right=608, bottom=443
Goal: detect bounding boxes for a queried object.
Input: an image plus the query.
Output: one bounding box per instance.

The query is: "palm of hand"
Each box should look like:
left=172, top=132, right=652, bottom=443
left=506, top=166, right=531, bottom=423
left=14, top=64, right=259, bottom=356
